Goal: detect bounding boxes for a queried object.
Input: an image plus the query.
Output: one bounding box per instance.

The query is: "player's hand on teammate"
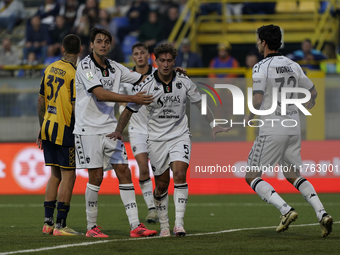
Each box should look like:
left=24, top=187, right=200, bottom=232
left=174, top=67, right=187, bottom=75
left=106, top=131, right=124, bottom=142
left=133, top=91, right=154, bottom=105
left=212, top=125, right=232, bottom=139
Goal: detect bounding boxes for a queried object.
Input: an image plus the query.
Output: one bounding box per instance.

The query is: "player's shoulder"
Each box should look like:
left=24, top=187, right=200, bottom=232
left=134, top=73, right=155, bottom=92
left=175, top=71, right=191, bottom=82
left=78, top=55, right=94, bottom=70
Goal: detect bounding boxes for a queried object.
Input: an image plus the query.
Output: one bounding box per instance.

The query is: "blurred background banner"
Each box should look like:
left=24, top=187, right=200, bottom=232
left=1, top=141, right=339, bottom=195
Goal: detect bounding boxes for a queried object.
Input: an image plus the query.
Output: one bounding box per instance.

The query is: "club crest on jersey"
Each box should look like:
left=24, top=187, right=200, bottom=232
left=103, top=70, right=108, bottom=77
left=176, top=82, right=182, bottom=89
left=86, top=72, right=94, bottom=80
left=163, top=84, right=172, bottom=93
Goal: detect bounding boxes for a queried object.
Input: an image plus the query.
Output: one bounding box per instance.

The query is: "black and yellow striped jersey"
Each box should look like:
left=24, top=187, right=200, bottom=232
left=39, top=59, right=76, bottom=147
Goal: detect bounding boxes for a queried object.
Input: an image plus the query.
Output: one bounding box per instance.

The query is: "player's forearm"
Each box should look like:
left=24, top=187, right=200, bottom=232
left=115, top=108, right=133, bottom=133
left=193, top=101, right=215, bottom=124
left=94, top=88, right=135, bottom=103
left=37, top=95, right=45, bottom=127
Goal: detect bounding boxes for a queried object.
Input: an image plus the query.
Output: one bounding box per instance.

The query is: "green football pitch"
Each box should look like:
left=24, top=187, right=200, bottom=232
left=0, top=194, right=339, bottom=255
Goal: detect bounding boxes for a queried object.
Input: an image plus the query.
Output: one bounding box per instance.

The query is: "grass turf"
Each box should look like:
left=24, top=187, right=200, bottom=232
left=0, top=194, right=339, bottom=255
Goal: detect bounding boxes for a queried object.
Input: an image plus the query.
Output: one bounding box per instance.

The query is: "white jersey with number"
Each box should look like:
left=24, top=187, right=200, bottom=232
left=252, top=53, right=314, bottom=136
left=74, top=53, right=142, bottom=135
left=127, top=70, right=201, bottom=141
left=119, top=65, right=156, bottom=135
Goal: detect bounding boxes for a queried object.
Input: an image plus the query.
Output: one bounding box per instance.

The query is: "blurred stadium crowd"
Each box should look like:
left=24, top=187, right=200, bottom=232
left=0, top=0, right=339, bottom=78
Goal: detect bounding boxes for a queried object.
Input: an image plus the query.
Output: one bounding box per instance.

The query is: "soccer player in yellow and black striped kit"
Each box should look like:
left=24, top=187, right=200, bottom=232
left=37, top=34, right=82, bottom=236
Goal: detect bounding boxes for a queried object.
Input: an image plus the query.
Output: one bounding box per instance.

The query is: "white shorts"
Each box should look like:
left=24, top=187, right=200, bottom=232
left=148, top=135, right=191, bottom=176
left=247, top=135, right=302, bottom=175
left=75, top=133, right=128, bottom=171
left=129, top=132, right=148, bottom=157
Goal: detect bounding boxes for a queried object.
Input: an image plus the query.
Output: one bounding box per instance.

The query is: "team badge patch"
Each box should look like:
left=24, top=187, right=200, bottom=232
left=103, top=70, right=108, bottom=76
left=176, top=82, right=182, bottom=89
left=86, top=72, right=94, bottom=80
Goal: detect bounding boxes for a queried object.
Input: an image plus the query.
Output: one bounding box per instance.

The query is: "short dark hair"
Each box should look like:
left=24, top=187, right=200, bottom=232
left=257, top=24, right=282, bottom=51
left=154, top=43, right=178, bottom=59
left=132, top=42, right=148, bottom=52
left=62, top=34, right=81, bottom=54
left=90, top=27, right=112, bottom=43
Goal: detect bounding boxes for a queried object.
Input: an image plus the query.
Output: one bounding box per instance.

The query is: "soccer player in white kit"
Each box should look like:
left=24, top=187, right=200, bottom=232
left=109, top=43, right=229, bottom=237
left=74, top=28, right=157, bottom=238
left=119, top=42, right=158, bottom=224
left=245, top=24, right=333, bottom=237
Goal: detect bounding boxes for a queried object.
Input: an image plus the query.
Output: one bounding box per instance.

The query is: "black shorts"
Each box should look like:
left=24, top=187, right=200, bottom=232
left=42, top=140, right=75, bottom=169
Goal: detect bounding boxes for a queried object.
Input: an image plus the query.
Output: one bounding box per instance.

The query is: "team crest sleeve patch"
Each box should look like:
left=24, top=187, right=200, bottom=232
left=86, top=72, right=94, bottom=80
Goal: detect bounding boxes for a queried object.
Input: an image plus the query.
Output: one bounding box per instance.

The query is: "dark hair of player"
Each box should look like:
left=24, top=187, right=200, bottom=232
left=62, top=34, right=81, bottom=54
left=132, top=42, right=149, bottom=52
left=257, top=24, right=282, bottom=51
left=154, top=43, right=178, bottom=60
left=90, top=27, right=112, bottom=44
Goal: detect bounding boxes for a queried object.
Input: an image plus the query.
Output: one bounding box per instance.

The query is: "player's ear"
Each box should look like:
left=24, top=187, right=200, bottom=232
left=61, top=46, right=65, bottom=55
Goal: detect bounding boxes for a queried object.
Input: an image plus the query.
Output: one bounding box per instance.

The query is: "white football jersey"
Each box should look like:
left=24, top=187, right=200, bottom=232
left=252, top=53, right=314, bottom=135
left=119, top=65, right=156, bottom=135
left=127, top=70, right=202, bottom=141
left=74, top=53, right=142, bottom=135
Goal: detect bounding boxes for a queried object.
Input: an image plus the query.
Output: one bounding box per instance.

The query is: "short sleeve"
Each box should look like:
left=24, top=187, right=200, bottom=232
left=116, top=62, right=142, bottom=85
left=187, top=80, right=202, bottom=103
left=76, top=65, right=102, bottom=92
left=297, top=65, right=314, bottom=90
left=252, top=66, right=266, bottom=95
left=39, top=73, right=45, bottom=96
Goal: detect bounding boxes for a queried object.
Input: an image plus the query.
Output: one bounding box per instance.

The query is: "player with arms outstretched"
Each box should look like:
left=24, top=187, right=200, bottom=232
left=245, top=24, right=333, bottom=237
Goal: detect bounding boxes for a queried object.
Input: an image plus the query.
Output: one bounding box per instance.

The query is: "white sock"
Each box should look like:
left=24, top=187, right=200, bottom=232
left=119, top=184, right=140, bottom=230
left=174, top=183, right=188, bottom=226
left=293, top=177, right=326, bottom=221
left=139, top=178, right=156, bottom=210
left=86, top=183, right=100, bottom=231
left=154, top=191, right=169, bottom=229
left=251, top=178, right=291, bottom=215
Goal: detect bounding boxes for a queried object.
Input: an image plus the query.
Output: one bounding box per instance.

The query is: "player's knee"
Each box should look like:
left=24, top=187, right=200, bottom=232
left=155, top=182, right=168, bottom=194
left=173, top=170, right=186, bottom=183
left=139, top=167, right=150, bottom=180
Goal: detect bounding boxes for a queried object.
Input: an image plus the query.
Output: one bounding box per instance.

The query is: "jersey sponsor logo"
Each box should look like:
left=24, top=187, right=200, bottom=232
left=47, top=105, right=56, bottom=115
left=159, top=115, right=179, bottom=119
left=157, top=98, right=164, bottom=107
left=154, top=86, right=160, bottom=91
left=162, top=95, right=180, bottom=103
left=276, top=66, right=293, bottom=74
left=100, top=79, right=114, bottom=90
left=176, top=82, right=182, bottom=89
left=162, top=109, right=176, bottom=115
left=12, top=147, right=50, bottom=191
left=86, top=71, right=94, bottom=80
